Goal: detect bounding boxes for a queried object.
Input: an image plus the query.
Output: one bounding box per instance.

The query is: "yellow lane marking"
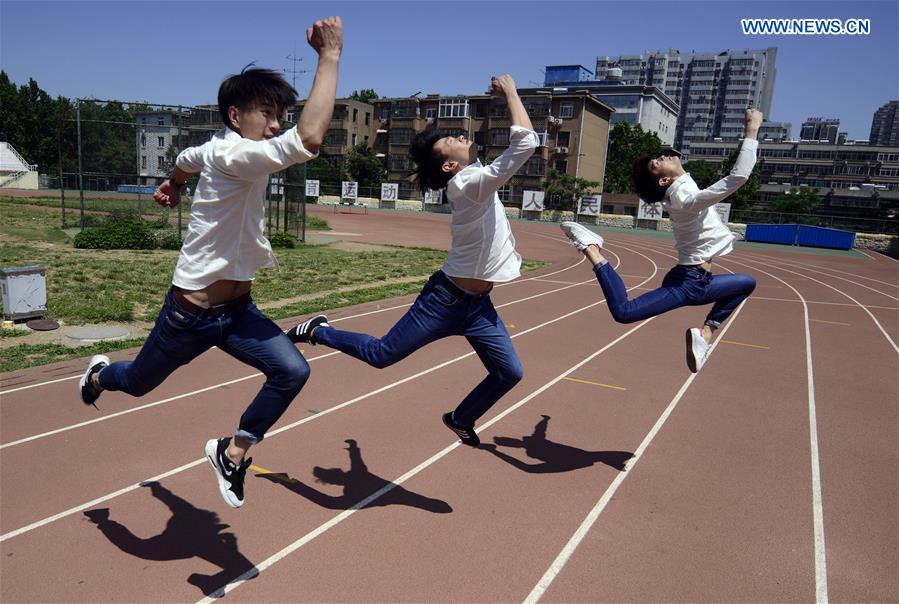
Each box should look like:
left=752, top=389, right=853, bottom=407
left=562, top=377, right=627, bottom=391
left=720, top=340, right=770, bottom=350
left=809, top=318, right=851, bottom=326
left=249, top=465, right=297, bottom=484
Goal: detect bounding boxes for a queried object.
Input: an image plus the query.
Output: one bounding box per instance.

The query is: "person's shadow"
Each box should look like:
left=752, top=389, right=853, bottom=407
left=83, top=481, right=257, bottom=598
left=257, top=439, right=451, bottom=513
left=483, top=415, right=634, bottom=473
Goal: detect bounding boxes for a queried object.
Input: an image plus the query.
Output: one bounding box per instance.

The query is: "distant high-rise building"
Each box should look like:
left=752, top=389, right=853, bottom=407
left=800, top=118, right=840, bottom=143
left=870, top=101, right=899, bottom=146
left=587, top=48, right=777, bottom=158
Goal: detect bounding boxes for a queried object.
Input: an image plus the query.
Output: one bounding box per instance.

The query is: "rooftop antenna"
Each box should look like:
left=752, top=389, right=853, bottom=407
left=284, top=41, right=309, bottom=91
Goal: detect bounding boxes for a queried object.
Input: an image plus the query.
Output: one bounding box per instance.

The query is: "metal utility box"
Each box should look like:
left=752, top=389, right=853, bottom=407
left=1, top=266, right=47, bottom=320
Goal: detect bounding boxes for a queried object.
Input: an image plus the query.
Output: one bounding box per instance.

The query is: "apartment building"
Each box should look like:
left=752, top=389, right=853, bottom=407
left=372, top=89, right=613, bottom=205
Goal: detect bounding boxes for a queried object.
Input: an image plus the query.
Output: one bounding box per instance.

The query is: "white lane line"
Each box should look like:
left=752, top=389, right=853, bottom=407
left=739, top=252, right=899, bottom=302
left=198, top=319, right=657, bottom=603
left=0, top=260, right=590, bottom=397
left=0, top=250, right=659, bottom=540
left=524, top=302, right=747, bottom=603
left=737, top=256, right=898, bottom=354
left=750, top=296, right=899, bottom=310
left=0, top=274, right=611, bottom=448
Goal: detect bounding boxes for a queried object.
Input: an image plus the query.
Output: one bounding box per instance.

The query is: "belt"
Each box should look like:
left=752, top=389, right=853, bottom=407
left=171, top=288, right=251, bottom=316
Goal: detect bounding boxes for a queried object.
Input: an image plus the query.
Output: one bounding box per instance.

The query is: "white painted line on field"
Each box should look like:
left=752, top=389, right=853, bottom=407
left=522, top=301, right=747, bottom=603
left=197, top=319, right=657, bottom=602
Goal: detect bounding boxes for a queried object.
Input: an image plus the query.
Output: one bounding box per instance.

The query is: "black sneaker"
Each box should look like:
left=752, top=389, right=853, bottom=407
left=204, top=437, right=252, bottom=508
left=442, top=412, right=480, bottom=447
left=288, top=314, right=330, bottom=344
left=79, top=354, right=109, bottom=408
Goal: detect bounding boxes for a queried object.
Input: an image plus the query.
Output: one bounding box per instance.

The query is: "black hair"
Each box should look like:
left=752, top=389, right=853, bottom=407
left=408, top=129, right=452, bottom=193
left=632, top=155, right=669, bottom=203
left=217, top=66, right=297, bottom=129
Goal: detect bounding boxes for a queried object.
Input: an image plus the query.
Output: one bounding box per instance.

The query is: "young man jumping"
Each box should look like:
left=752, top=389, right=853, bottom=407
left=561, top=108, right=763, bottom=372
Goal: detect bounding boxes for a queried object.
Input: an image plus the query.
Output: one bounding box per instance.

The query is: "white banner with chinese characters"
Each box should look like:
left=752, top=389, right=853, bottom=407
left=424, top=189, right=443, bottom=204
left=380, top=183, right=398, bottom=201
left=637, top=199, right=664, bottom=221
left=341, top=181, right=358, bottom=199
left=522, top=190, right=545, bottom=211
left=715, top=202, right=732, bottom=224
left=305, top=179, right=320, bottom=197
left=578, top=195, right=601, bottom=216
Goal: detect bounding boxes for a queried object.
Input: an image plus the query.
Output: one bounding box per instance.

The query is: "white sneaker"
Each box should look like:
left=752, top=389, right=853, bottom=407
left=686, top=328, right=710, bottom=373
left=79, top=354, right=109, bottom=407
left=560, top=221, right=604, bottom=251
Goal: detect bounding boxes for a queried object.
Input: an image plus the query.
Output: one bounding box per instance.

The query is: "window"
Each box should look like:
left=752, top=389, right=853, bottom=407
left=157, top=136, right=165, bottom=148
left=535, top=131, right=548, bottom=147
left=286, top=111, right=295, bottom=123
left=489, top=102, right=508, bottom=118
left=554, top=160, right=568, bottom=173
left=352, top=133, right=357, bottom=146
left=157, top=117, right=165, bottom=126
left=557, top=131, right=570, bottom=147
left=490, top=128, right=510, bottom=146
left=391, top=100, right=418, bottom=118
left=473, top=103, right=486, bottom=118
left=559, top=102, right=574, bottom=118
left=474, top=131, right=486, bottom=147
left=141, top=156, right=147, bottom=169
left=352, top=108, right=358, bottom=122
left=439, top=98, right=469, bottom=118
left=365, top=112, right=370, bottom=126
left=425, top=105, right=437, bottom=119
left=140, top=133, right=146, bottom=148
left=389, top=153, right=412, bottom=171
left=389, top=128, right=414, bottom=145
left=497, top=183, right=511, bottom=202
left=380, top=106, right=390, bottom=120
left=364, top=135, right=369, bottom=145
left=325, top=128, right=347, bottom=145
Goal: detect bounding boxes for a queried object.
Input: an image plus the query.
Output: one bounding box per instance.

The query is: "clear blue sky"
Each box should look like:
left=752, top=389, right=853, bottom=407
left=2, top=0, right=896, bottom=139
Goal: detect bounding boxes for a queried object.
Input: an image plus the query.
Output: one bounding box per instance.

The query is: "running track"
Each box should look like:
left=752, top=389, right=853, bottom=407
left=1, top=207, right=896, bottom=603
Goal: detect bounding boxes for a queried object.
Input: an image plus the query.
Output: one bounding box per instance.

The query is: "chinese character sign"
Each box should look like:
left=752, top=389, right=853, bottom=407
left=424, top=189, right=442, bottom=204
left=637, top=200, right=663, bottom=220
left=578, top=195, right=601, bottom=216
left=522, top=190, right=545, bottom=211
left=305, top=179, right=320, bottom=197
left=715, top=202, right=732, bottom=224
left=381, top=183, right=398, bottom=201
left=341, top=181, right=358, bottom=199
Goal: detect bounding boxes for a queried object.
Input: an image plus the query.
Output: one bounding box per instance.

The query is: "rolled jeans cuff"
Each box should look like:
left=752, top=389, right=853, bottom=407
left=235, top=429, right=262, bottom=445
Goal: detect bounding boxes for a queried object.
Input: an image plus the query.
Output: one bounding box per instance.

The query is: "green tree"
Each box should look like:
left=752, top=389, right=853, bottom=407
left=602, top=121, right=663, bottom=194
left=349, top=89, right=379, bottom=104
left=682, top=159, right=719, bottom=189
left=345, top=143, right=384, bottom=189
left=769, top=187, right=820, bottom=217
left=543, top=168, right=600, bottom=211
left=719, top=142, right=761, bottom=212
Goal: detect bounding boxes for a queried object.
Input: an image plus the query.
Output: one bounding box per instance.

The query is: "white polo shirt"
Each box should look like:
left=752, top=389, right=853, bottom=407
left=172, top=126, right=317, bottom=289
left=664, top=138, right=758, bottom=265
left=442, top=125, right=538, bottom=282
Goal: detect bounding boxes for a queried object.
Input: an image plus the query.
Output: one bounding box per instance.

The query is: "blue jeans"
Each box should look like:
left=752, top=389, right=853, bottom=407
left=99, top=288, right=310, bottom=443
left=596, top=262, right=756, bottom=327
left=314, top=271, right=523, bottom=426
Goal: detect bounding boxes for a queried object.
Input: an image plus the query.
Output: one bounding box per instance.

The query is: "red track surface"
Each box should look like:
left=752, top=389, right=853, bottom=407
left=2, top=206, right=897, bottom=603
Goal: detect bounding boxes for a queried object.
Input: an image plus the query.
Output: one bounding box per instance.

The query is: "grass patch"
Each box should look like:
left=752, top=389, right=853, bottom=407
left=0, top=338, right=146, bottom=374
left=0, top=201, right=547, bottom=372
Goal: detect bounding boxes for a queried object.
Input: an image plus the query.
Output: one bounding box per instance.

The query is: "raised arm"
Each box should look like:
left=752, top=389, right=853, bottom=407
left=452, top=75, right=538, bottom=203
left=296, top=16, right=343, bottom=153
left=672, top=108, right=762, bottom=212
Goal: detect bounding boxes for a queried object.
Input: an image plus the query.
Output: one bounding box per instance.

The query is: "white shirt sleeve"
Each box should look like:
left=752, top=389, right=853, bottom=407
left=178, top=127, right=318, bottom=181
left=450, top=125, right=538, bottom=203
left=175, top=141, right=208, bottom=173
left=668, top=138, right=758, bottom=212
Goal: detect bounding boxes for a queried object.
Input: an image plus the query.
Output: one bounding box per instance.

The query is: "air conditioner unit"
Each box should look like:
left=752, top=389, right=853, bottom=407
left=549, top=116, right=563, bottom=126
left=554, top=146, right=569, bottom=155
